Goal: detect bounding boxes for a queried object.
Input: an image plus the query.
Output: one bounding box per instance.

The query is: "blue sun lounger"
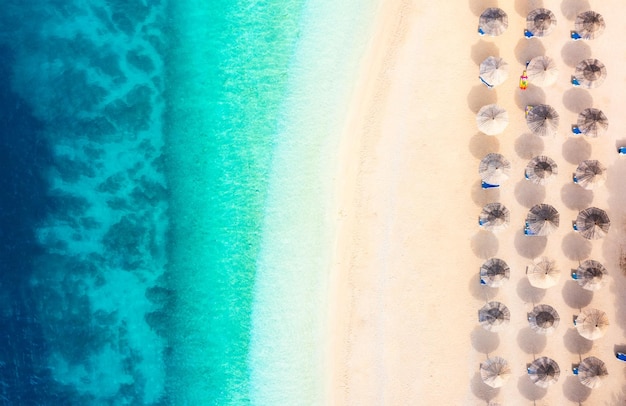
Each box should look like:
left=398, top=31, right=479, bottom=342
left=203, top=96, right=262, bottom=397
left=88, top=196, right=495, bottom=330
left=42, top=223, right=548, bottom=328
left=480, top=278, right=486, bottom=285
left=573, top=174, right=579, bottom=183
left=478, top=27, right=485, bottom=36
left=617, top=352, right=626, bottom=361
left=571, top=76, right=581, bottom=87
left=479, top=76, right=493, bottom=89
left=572, top=125, right=582, bottom=135
left=573, top=221, right=578, bottom=231
left=524, top=29, right=534, bottom=39
left=481, top=181, right=499, bottom=189
left=571, top=31, right=582, bottom=40
left=571, top=271, right=579, bottom=280
left=572, top=365, right=579, bottom=375
left=618, top=146, right=626, bottom=155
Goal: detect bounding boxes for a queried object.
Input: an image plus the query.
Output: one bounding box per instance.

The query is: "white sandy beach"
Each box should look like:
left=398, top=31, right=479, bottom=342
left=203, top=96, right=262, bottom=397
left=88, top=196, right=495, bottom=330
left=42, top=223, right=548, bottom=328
left=328, top=0, right=626, bottom=404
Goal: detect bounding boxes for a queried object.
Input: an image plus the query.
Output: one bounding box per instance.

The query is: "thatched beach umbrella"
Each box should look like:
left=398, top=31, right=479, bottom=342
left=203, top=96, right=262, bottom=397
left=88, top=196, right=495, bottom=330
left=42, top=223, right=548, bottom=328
left=576, top=308, right=609, bottom=340
left=480, top=357, right=511, bottom=388
left=527, top=304, right=560, bottom=335
left=573, top=11, right=605, bottom=40
left=477, top=104, right=509, bottom=135
left=528, top=357, right=560, bottom=388
left=526, top=56, right=558, bottom=87
left=527, top=257, right=560, bottom=289
left=525, top=156, right=558, bottom=185
left=479, top=56, right=509, bottom=88
left=480, top=258, right=510, bottom=287
left=526, top=104, right=559, bottom=137
left=479, top=203, right=510, bottom=232
left=479, top=8, right=508, bottom=36
left=573, top=59, right=607, bottom=89
left=526, top=8, right=557, bottom=37
left=574, top=207, right=610, bottom=240
left=578, top=356, right=608, bottom=388
left=479, top=153, right=511, bottom=186
left=479, top=301, right=510, bottom=332
left=525, top=204, right=559, bottom=236
left=573, top=260, right=608, bottom=291
left=575, top=108, right=608, bottom=138
left=574, top=160, right=607, bottom=190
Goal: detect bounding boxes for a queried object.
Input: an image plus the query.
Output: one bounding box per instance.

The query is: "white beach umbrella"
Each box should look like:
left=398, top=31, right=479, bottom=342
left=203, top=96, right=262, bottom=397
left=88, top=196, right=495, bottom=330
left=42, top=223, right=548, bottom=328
left=480, top=258, right=510, bottom=288
left=574, top=160, right=607, bottom=190
left=479, top=56, right=509, bottom=88
left=573, top=260, right=608, bottom=291
left=479, top=153, right=511, bottom=186
left=477, top=104, right=509, bottom=135
left=526, top=56, right=558, bottom=87
left=527, top=257, right=560, bottom=289
left=574, top=207, right=610, bottom=240
left=578, top=356, right=608, bottom=388
left=575, top=308, right=609, bottom=340
left=480, top=357, right=511, bottom=388
left=525, top=156, right=558, bottom=185
left=528, top=357, right=560, bottom=388
left=479, top=301, right=510, bottom=332
left=527, top=304, right=560, bottom=335
left=526, top=104, right=559, bottom=137
left=573, top=11, right=605, bottom=40
left=573, top=59, right=607, bottom=89
left=479, top=8, right=508, bottom=36
left=479, top=203, right=510, bottom=232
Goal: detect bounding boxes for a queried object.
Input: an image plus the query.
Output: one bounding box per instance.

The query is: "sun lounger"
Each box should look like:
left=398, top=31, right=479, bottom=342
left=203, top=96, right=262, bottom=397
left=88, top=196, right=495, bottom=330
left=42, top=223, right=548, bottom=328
left=571, top=76, right=580, bottom=87
left=524, top=228, right=534, bottom=236
left=617, top=352, right=626, bottom=362
left=618, top=146, right=626, bottom=155
left=524, top=29, right=534, bottom=39
left=478, top=218, right=484, bottom=226
left=478, top=27, right=485, bottom=36
left=573, top=174, right=578, bottom=183
left=479, top=76, right=493, bottom=89
left=572, top=365, right=579, bottom=375
left=571, top=271, right=578, bottom=280
left=573, top=315, right=578, bottom=326
left=571, top=31, right=582, bottom=40
left=572, top=221, right=578, bottom=231
left=571, top=125, right=582, bottom=135
left=481, top=181, right=499, bottom=189
left=480, top=278, right=486, bottom=285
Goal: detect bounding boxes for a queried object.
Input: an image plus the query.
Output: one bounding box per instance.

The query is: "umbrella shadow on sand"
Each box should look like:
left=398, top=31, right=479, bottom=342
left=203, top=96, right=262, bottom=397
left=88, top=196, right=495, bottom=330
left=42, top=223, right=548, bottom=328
left=560, top=0, right=591, bottom=21
left=514, top=86, right=545, bottom=111
left=515, top=180, right=546, bottom=207
left=470, top=230, right=499, bottom=259
left=469, top=132, right=500, bottom=159
left=514, top=38, right=545, bottom=65
left=563, top=375, right=592, bottom=403
left=517, top=276, right=546, bottom=304
left=560, top=182, right=593, bottom=210
left=468, top=85, right=497, bottom=113
left=561, top=41, right=591, bottom=67
left=514, top=229, right=547, bottom=258
left=471, top=325, right=500, bottom=354
left=563, top=327, right=593, bottom=354
left=517, top=373, right=548, bottom=401
left=472, top=179, right=500, bottom=207
left=517, top=326, right=547, bottom=354
left=470, top=372, right=499, bottom=403
left=562, top=137, right=591, bottom=164
left=562, top=88, right=593, bottom=113
left=468, top=0, right=499, bottom=17
left=561, top=279, right=593, bottom=309
left=561, top=231, right=592, bottom=260
left=470, top=40, right=500, bottom=64
left=514, top=133, right=544, bottom=159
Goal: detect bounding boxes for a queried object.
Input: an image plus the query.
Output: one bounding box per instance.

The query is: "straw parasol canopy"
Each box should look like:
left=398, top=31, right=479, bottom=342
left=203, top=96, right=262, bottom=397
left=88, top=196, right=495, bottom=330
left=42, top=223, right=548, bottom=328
left=526, top=104, right=559, bottom=137
left=574, top=160, right=607, bottom=190
left=574, top=11, right=605, bottom=40
left=527, top=257, right=560, bottom=289
left=479, top=203, right=510, bottom=232
left=480, top=357, right=511, bottom=388
left=526, top=8, right=557, bottom=37
left=576, top=308, right=609, bottom=340
left=479, top=153, right=511, bottom=186
left=526, top=56, right=558, bottom=86
left=574, top=207, right=610, bottom=240
left=576, top=108, right=608, bottom=138
left=574, top=260, right=608, bottom=291
left=479, top=8, right=508, bottom=36
left=528, top=357, right=560, bottom=388
left=527, top=304, right=560, bottom=335
left=480, top=258, right=510, bottom=288
left=525, top=156, right=558, bottom=185
left=477, top=104, right=509, bottom=135
left=526, top=204, right=560, bottom=236
left=573, top=59, right=607, bottom=89
left=479, top=301, right=510, bottom=332
left=578, top=356, right=608, bottom=388
left=479, top=56, right=509, bottom=87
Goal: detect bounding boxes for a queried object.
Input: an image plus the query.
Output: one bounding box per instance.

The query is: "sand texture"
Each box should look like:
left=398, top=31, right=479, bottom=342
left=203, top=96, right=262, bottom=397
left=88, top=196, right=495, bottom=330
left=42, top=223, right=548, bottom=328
left=328, top=0, right=626, bottom=404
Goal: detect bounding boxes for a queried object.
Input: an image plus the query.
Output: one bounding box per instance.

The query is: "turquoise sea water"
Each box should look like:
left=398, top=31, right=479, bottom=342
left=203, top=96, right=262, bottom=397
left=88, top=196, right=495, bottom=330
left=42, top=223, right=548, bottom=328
left=0, top=0, right=378, bottom=403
